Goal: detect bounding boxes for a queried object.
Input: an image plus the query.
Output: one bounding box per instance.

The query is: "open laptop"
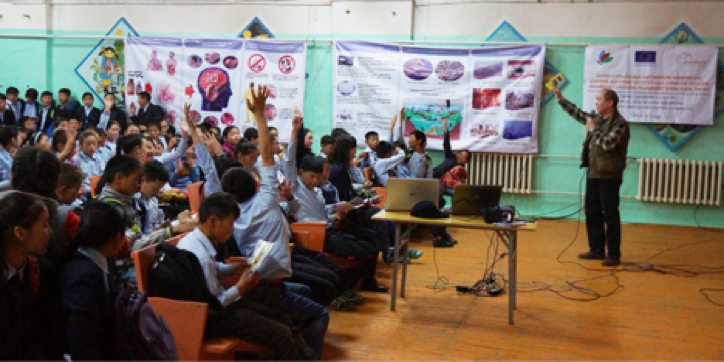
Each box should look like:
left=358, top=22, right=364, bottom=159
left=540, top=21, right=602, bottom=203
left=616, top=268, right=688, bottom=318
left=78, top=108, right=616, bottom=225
left=385, top=178, right=441, bottom=212
left=451, top=185, right=503, bottom=216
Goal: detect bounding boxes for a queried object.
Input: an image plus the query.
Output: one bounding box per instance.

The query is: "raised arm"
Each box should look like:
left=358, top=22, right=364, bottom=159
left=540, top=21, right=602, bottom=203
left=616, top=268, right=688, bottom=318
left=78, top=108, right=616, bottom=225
left=57, top=129, right=77, bottom=163
left=442, top=118, right=454, bottom=159
left=554, top=88, right=591, bottom=125
left=285, top=116, right=302, bottom=188
left=246, top=84, right=273, bottom=167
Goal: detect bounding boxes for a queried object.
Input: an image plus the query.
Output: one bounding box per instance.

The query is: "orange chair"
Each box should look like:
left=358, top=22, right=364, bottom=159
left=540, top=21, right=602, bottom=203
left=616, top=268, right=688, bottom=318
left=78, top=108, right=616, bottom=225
left=187, top=181, right=204, bottom=214
left=89, top=175, right=101, bottom=197
left=373, top=187, right=386, bottom=207
left=363, top=167, right=372, bottom=182
left=132, top=241, right=271, bottom=361
left=290, top=222, right=365, bottom=268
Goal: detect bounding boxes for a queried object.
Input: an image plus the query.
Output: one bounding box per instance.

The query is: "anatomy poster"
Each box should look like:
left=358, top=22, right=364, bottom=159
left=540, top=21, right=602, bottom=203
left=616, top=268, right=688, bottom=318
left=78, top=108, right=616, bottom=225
left=125, top=37, right=305, bottom=138
left=333, top=41, right=546, bottom=153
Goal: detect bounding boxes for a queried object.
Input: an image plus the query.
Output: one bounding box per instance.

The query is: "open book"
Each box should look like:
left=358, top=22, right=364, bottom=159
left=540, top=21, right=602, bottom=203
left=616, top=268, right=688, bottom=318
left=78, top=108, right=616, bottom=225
left=248, top=240, right=275, bottom=273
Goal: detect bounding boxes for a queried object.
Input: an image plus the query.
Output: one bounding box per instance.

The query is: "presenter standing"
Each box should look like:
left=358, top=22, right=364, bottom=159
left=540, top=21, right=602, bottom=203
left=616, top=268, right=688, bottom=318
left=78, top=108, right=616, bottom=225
left=554, top=88, right=630, bottom=266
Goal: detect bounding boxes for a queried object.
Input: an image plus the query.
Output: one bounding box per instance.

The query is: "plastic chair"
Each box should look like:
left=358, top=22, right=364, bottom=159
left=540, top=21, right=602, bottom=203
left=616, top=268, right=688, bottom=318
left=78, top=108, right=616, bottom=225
left=89, top=175, right=101, bottom=197
left=187, top=181, right=204, bottom=214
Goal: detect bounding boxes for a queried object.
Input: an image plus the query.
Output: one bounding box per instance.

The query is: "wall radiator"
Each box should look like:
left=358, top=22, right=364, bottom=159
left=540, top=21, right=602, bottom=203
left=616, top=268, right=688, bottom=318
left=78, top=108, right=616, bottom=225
left=465, top=153, right=534, bottom=194
left=637, top=158, right=723, bottom=206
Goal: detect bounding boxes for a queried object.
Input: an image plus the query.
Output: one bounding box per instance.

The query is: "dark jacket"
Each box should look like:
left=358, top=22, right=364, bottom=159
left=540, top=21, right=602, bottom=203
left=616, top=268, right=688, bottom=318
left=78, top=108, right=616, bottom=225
left=329, top=164, right=355, bottom=202
left=59, top=250, right=118, bottom=360
left=36, top=105, right=56, bottom=133
left=102, top=106, right=129, bottom=131
left=433, top=130, right=457, bottom=179
left=76, top=106, right=102, bottom=128
left=0, top=256, right=60, bottom=360
left=559, top=99, right=630, bottom=179
left=57, top=99, right=80, bottom=114
left=131, top=103, right=164, bottom=128
left=0, top=109, right=16, bottom=126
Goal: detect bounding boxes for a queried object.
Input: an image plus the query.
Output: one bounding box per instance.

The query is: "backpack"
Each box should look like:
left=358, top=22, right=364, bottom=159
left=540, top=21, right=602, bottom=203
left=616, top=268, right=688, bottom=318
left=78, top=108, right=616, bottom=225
left=114, top=285, right=179, bottom=360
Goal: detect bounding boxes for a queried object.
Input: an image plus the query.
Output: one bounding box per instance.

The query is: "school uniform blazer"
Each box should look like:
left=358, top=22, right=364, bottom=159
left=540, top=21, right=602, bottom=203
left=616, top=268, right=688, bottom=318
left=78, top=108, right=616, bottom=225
left=36, top=105, right=57, bottom=133
left=131, top=103, right=164, bottom=128
left=76, top=106, right=102, bottom=127
left=328, top=164, right=355, bottom=202
left=0, top=109, right=15, bottom=126
left=59, top=251, right=118, bottom=360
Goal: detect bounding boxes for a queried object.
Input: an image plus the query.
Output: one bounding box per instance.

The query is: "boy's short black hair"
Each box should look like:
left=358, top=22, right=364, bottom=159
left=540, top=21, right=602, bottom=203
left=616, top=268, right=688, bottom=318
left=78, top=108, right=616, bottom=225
left=320, top=135, right=334, bottom=146
left=198, top=192, right=241, bottom=223
left=25, top=89, right=38, bottom=99
left=106, top=120, right=121, bottom=131
left=137, top=92, right=151, bottom=102
left=53, top=116, right=69, bottom=128
left=410, top=130, right=427, bottom=146
left=79, top=130, right=97, bottom=145
left=59, top=88, right=71, bottom=96
left=243, top=127, right=258, bottom=141
left=234, top=141, right=257, bottom=157
left=20, top=117, right=33, bottom=125
left=268, top=126, right=278, bottom=133
left=0, top=126, right=18, bottom=148
left=142, top=160, right=170, bottom=183
left=12, top=147, right=61, bottom=198
left=365, top=131, right=379, bottom=141
left=41, top=91, right=53, bottom=98
left=0, top=93, right=6, bottom=101
left=376, top=140, right=394, bottom=159
left=222, top=168, right=257, bottom=204
left=147, top=120, right=161, bottom=131
left=58, top=163, right=85, bottom=188
left=104, top=92, right=116, bottom=99
left=6, top=87, right=19, bottom=96
left=75, top=201, right=127, bottom=249
left=82, top=92, right=93, bottom=100
left=215, top=157, right=242, bottom=179
left=300, top=154, right=325, bottom=173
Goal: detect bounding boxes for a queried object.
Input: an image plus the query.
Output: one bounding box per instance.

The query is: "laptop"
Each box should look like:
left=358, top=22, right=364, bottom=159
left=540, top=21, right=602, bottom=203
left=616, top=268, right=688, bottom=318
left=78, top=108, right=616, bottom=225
left=451, top=185, right=503, bottom=216
left=385, top=178, right=441, bottom=212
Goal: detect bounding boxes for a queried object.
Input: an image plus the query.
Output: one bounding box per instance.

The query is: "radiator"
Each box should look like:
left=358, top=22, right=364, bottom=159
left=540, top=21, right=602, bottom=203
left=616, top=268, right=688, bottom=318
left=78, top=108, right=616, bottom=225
left=465, top=153, right=534, bottom=194
left=636, top=158, right=723, bottom=206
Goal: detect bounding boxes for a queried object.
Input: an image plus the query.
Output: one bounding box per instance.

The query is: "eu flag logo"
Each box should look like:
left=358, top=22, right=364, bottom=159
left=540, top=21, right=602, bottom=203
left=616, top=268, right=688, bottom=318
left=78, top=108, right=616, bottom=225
left=635, top=51, right=657, bottom=63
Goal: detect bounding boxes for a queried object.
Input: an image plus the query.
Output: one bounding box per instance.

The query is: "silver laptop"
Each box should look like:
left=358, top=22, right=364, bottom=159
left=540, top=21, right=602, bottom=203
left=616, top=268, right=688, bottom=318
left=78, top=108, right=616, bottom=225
left=385, top=178, right=441, bottom=212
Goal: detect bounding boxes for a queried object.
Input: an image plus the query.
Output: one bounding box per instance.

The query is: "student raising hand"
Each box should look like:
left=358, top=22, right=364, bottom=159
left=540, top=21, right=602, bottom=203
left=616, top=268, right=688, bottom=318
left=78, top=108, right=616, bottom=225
left=247, top=83, right=274, bottom=167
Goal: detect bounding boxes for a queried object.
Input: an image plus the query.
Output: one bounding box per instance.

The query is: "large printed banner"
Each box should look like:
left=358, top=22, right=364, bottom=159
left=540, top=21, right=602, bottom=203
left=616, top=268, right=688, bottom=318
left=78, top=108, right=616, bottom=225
left=124, top=37, right=306, bottom=141
left=332, top=41, right=546, bottom=153
left=584, top=45, right=718, bottom=125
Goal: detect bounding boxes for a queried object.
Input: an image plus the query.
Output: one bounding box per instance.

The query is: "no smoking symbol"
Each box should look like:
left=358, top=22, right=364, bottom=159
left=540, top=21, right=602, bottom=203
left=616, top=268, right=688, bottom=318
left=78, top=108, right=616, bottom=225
left=249, top=54, right=266, bottom=73
left=279, top=55, right=295, bottom=74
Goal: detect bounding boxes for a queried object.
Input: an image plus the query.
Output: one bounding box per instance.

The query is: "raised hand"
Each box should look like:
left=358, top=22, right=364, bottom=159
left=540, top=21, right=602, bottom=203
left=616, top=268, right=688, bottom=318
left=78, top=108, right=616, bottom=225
left=553, top=87, right=563, bottom=101
left=103, top=97, right=115, bottom=111
left=292, top=115, right=303, bottom=134
left=129, top=102, right=137, bottom=115
left=245, top=83, right=269, bottom=115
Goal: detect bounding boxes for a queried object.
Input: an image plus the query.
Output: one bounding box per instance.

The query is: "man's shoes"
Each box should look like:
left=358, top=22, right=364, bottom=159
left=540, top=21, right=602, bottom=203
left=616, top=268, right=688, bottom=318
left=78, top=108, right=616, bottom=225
left=602, top=258, right=621, bottom=267
left=433, top=236, right=455, bottom=248
left=408, top=248, right=424, bottom=259
left=443, top=233, right=458, bottom=245
left=384, top=248, right=412, bottom=264
left=577, top=251, right=606, bottom=260
left=361, top=282, right=390, bottom=293
left=330, top=295, right=355, bottom=311
left=342, top=289, right=365, bottom=304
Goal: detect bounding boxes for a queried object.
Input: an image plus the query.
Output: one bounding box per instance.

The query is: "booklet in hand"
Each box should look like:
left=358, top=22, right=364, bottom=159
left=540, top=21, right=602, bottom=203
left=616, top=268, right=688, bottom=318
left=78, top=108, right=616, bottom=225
left=248, top=240, right=275, bottom=273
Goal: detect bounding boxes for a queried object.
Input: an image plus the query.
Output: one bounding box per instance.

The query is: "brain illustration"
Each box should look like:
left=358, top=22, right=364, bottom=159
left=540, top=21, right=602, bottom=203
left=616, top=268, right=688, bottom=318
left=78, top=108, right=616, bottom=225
left=199, top=69, right=229, bottom=102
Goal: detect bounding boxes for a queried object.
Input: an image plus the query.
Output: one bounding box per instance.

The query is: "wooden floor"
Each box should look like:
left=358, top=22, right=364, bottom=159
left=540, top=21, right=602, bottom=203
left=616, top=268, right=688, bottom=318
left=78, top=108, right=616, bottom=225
left=321, top=220, right=724, bottom=360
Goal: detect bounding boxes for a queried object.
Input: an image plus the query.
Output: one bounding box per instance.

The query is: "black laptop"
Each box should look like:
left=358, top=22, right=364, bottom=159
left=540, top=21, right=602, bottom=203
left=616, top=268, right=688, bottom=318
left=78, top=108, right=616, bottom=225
left=451, top=185, right=503, bottom=216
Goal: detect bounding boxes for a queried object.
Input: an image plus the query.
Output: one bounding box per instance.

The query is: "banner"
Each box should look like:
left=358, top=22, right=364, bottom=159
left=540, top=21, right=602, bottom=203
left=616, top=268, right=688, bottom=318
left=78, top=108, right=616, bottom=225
left=332, top=41, right=546, bottom=153
left=124, top=37, right=305, bottom=141
left=584, top=45, right=718, bottom=125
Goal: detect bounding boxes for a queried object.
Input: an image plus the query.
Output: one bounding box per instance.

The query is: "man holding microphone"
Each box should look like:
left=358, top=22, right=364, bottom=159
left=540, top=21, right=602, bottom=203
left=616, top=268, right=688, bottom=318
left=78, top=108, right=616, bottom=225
left=554, top=88, right=630, bottom=267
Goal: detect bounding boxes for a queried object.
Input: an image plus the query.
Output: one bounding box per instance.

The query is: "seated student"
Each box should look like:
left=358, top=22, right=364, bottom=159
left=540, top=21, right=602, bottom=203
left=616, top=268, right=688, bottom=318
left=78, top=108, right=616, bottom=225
left=28, top=131, right=52, bottom=151
left=433, top=118, right=471, bottom=196
left=72, top=130, right=106, bottom=189
left=115, top=133, right=153, bottom=165
left=146, top=120, right=165, bottom=152
left=137, top=160, right=196, bottom=235
left=51, top=128, right=77, bottom=164
left=168, top=193, right=314, bottom=360
left=76, top=92, right=100, bottom=127
left=46, top=116, right=69, bottom=139
left=99, top=92, right=127, bottom=131
left=319, top=135, right=334, bottom=159
left=93, top=127, right=115, bottom=163
left=68, top=117, right=82, bottom=133
left=0, top=93, right=16, bottom=126
left=105, top=120, right=121, bottom=154
left=221, top=125, right=242, bottom=157
left=243, top=127, right=259, bottom=145
left=223, top=85, right=329, bottom=358
left=235, top=140, right=259, bottom=168
left=0, top=126, right=20, bottom=183
left=151, top=129, right=188, bottom=169
left=58, top=201, right=127, bottom=360
left=8, top=147, right=80, bottom=266
left=0, top=193, right=58, bottom=360
left=124, top=123, right=141, bottom=135
left=56, top=163, right=85, bottom=210
left=21, top=116, right=37, bottom=133
left=359, top=131, right=379, bottom=169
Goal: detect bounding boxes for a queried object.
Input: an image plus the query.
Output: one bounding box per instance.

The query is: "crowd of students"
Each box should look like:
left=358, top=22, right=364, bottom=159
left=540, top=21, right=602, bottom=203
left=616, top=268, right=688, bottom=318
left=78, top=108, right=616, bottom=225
left=0, top=84, right=471, bottom=360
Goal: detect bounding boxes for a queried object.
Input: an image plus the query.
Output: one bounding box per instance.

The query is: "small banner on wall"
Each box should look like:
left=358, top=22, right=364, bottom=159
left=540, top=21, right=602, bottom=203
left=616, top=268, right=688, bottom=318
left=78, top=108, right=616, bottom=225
left=583, top=44, right=718, bottom=126
left=123, top=37, right=306, bottom=141
left=332, top=41, right=546, bottom=154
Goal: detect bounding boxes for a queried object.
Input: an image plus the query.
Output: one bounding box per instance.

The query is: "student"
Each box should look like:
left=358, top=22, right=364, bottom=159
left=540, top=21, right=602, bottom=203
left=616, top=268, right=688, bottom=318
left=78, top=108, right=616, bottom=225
left=319, top=135, right=334, bottom=159
left=0, top=126, right=20, bottom=183
left=57, top=88, right=80, bottom=114
left=171, top=193, right=313, bottom=360
left=23, top=88, right=41, bottom=118
left=28, top=131, right=52, bottom=151
left=9, top=147, right=81, bottom=266
left=0, top=193, right=57, bottom=360
left=0, top=93, right=16, bottom=126
left=99, top=93, right=127, bottom=131
left=72, top=130, right=105, bottom=189
left=235, top=140, right=259, bottom=168
left=93, top=127, right=114, bottom=163
left=37, top=91, right=57, bottom=133
left=223, top=85, right=329, bottom=358
left=146, top=120, right=164, bottom=148
left=51, top=128, right=77, bottom=164
left=5, top=87, right=23, bottom=120
left=58, top=201, right=127, bottom=360
left=116, top=133, right=153, bottom=164
left=221, top=125, right=242, bottom=157
left=433, top=118, right=471, bottom=195
left=46, top=116, right=69, bottom=139
left=136, top=160, right=180, bottom=235
left=243, top=127, right=259, bottom=145
left=359, top=131, right=379, bottom=169
left=56, top=163, right=85, bottom=208
left=105, top=120, right=121, bottom=151
left=76, top=92, right=101, bottom=127
left=129, top=92, right=163, bottom=131
left=21, top=117, right=37, bottom=133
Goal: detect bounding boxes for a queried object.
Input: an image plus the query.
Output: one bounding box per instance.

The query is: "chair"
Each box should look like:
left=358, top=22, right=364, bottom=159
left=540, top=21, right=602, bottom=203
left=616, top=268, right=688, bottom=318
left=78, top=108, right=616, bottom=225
left=374, top=187, right=386, bottom=207
left=187, top=181, right=204, bottom=214
left=132, top=241, right=271, bottom=361
left=290, top=222, right=365, bottom=268
left=89, top=175, right=101, bottom=197
left=363, top=167, right=372, bottom=182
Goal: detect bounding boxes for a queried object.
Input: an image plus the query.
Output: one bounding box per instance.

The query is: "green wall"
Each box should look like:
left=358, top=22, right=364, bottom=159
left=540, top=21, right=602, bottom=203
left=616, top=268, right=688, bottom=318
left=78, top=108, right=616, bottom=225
left=1, top=30, right=723, bottom=228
